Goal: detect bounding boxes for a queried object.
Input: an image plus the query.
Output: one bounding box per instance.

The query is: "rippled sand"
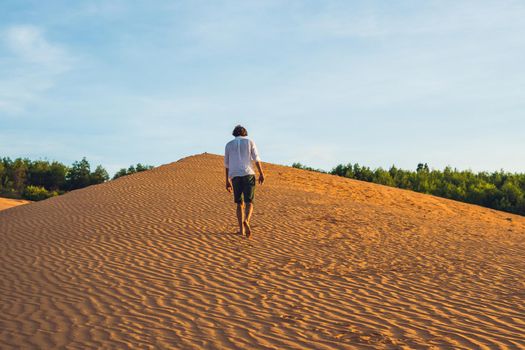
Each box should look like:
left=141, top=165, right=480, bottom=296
left=1, top=153, right=524, bottom=349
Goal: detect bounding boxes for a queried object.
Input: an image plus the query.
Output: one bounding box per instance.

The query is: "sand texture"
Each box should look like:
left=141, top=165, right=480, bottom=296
left=1, top=153, right=524, bottom=349
left=0, top=197, right=30, bottom=211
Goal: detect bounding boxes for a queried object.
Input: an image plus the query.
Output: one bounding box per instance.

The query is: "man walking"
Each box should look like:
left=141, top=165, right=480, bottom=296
left=225, top=125, right=265, bottom=238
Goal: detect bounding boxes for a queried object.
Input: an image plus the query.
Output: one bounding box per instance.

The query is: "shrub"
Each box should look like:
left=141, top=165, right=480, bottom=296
left=22, top=185, right=57, bottom=201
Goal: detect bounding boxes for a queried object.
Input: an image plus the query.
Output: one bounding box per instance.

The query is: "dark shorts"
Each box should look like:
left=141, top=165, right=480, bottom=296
left=232, top=175, right=256, bottom=204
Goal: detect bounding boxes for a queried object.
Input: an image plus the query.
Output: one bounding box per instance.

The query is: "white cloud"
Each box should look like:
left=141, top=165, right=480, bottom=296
left=4, top=25, right=69, bottom=68
left=0, top=25, right=74, bottom=115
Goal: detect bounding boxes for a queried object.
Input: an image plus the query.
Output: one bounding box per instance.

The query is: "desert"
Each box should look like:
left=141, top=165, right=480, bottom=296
left=1, top=153, right=524, bottom=349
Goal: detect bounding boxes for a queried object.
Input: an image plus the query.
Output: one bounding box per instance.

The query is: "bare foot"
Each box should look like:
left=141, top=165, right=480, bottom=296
left=243, top=221, right=251, bottom=238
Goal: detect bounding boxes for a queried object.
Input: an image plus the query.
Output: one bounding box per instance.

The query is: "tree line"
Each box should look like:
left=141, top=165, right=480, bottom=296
left=292, top=162, right=525, bottom=216
left=0, top=157, right=153, bottom=201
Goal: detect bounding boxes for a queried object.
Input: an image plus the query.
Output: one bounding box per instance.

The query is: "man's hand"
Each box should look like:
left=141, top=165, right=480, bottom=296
left=258, top=173, right=265, bottom=185
left=255, top=161, right=265, bottom=185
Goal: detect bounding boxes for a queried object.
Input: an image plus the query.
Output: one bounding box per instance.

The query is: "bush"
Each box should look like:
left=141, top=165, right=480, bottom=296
left=22, top=186, right=58, bottom=201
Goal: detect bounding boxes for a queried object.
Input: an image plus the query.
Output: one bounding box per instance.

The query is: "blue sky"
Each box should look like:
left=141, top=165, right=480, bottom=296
left=1, top=0, right=524, bottom=175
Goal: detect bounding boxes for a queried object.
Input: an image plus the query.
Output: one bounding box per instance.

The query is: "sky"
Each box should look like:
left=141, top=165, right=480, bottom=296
left=1, top=0, right=524, bottom=175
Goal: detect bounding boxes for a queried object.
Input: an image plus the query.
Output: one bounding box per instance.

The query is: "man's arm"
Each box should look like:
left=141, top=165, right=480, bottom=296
left=255, top=161, right=265, bottom=185
left=225, top=144, right=232, bottom=192
left=250, top=140, right=265, bottom=185
left=225, top=167, right=232, bottom=192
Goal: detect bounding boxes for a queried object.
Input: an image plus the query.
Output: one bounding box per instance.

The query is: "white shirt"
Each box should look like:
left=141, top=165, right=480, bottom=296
left=224, top=136, right=261, bottom=178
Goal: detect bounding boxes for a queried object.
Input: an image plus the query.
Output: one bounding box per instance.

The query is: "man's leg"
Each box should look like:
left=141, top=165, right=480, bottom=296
left=243, top=175, right=256, bottom=237
left=243, top=202, right=253, bottom=237
left=237, top=202, right=245, bottom=235
left=232, top=176, right=245, bottom=236
left=244, top=202, right=253, bottom=224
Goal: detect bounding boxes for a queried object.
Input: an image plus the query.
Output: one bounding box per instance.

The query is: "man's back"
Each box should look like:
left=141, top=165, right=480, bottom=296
left=224, top=125, right=265, bottom=238
left=224, top=136, right=260, bottom=179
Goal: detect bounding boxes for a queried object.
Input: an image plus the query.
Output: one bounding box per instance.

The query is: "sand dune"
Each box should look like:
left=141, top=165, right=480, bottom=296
left=0, top=197, right=30, bottom=211
left=1, top=153, right=524, bottom=349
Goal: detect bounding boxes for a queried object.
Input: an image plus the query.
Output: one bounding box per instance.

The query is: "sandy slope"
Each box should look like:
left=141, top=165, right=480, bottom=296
left=0, top=197, right=30, bottom=211
left=1, top=153, right=524, bottom=349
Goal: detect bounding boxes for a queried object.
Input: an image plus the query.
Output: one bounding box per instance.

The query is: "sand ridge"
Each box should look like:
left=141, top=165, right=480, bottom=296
left=1, top=153, right=524, bottom=349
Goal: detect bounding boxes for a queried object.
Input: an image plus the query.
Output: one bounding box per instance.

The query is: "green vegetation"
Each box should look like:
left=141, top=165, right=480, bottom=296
left=22, top=185, right=58, bottom=201
left=292, top=162, right=525, bottom=216
left=0, top=157, right=153, bottom=202
left=112, top=163, right=154, bottom=180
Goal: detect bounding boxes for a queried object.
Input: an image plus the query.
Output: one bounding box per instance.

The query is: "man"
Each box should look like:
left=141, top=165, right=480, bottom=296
left=224, top=125, right=265, bottom=238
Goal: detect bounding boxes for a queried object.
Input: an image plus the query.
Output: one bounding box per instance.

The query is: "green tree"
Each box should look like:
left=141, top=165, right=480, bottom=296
left=12, top=158, right=29, bottom=193
left=112, top=168, right=129, bottom=180
left=0, top=157, right=13, bottom=191
left=501, top=180, right=523, bottom=209
left=90, top=165, right=109, bottom=185
left=416, top=163, right=430, bottom=173
left=49, top=161, right=68, bottom=191
left=0, top=161, right=4, bottom=192
left=66, top=158, right=91, bottom=190
left=27, top=160, right=51, bottom=188
left=136, top=163, right=152, bottom=172
left=374, top=168, right=394, bottom=186
left=112, top=163, right=154, bottom=180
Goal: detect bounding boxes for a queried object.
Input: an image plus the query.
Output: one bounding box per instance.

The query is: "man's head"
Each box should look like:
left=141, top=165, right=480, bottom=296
left=232, top=125, right=248, bottom=137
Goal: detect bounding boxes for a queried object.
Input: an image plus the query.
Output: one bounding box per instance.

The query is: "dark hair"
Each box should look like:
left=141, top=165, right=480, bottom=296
left=232, top=125, right=248, bottom=137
